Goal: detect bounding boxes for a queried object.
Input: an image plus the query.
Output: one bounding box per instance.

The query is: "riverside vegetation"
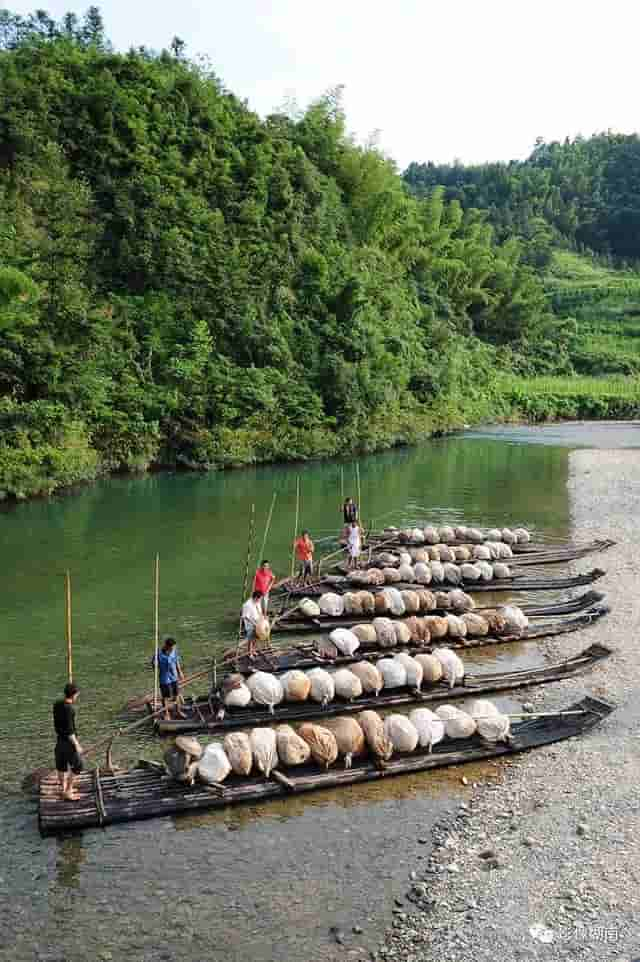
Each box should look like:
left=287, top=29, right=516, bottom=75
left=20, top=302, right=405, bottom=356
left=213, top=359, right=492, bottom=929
left=1, top=8, right=639, bottom=500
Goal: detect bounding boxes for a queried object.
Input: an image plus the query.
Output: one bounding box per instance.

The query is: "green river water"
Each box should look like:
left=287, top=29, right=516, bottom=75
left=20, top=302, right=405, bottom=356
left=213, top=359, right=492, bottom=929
left=1, top=424, right=628, bottom=962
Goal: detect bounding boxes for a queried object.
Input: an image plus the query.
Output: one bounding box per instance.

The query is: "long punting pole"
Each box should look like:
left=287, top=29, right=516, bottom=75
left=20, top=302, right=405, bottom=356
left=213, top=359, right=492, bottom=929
left=65, top=571, right=73, bottom=684
left=258, top=491, right=278, bottom=564
left=356, top=461, right=362, bottom=523
left=237, top=503, right=256, bottom=651
left=290, top=476, right=300, bottom=579
left=340, top=465, right=344, bottom=502
left=153, top=554, right=160, bottom=712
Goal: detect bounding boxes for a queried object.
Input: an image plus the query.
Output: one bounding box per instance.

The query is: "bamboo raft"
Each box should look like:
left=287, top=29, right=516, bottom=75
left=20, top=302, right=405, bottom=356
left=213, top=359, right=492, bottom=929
left=365, top=535, right=615, bottom=561
left=38, top=696, right=614, bottom=835
left=155, top=643, right=611, bottom=735
left=225, top=599, right=609, bottom=676
left=272, top=589, right=608, bottom=635
left=282, top=568, right=606, bottom=600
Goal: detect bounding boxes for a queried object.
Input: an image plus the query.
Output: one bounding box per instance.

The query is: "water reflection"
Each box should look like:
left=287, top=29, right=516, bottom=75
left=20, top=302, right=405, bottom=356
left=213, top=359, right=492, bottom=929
left=55, top=834, right=87, bottom=889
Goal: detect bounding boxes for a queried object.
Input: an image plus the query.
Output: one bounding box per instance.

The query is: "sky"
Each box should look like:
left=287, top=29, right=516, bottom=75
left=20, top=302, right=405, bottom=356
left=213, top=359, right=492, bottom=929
left=7, top=0, right=639, bottom=170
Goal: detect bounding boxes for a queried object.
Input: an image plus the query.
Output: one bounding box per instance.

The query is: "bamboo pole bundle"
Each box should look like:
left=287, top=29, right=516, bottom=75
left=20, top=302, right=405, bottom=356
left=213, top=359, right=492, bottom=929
left=153, top=554, right=160, bottom=711
left=290, top=476, right=300, bottom=579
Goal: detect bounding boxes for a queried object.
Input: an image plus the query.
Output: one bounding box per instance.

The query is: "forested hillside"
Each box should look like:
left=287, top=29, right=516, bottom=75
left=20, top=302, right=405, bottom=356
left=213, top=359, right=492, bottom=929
left=405, top=133, right=640, bottom=265
left=0, top=7, right=560, bottom=499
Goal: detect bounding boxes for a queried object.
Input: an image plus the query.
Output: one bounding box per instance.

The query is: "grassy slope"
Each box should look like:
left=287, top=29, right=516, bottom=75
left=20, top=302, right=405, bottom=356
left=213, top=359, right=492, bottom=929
left=547, top=251, right=640, bottom=377
left=500, top=252, right=640, bottom=418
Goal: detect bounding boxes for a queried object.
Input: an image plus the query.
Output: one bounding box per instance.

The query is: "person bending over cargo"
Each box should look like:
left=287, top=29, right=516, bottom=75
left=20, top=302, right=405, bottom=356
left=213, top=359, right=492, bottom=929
left=241, top=590, right=263, bottom=658
left=157, top=637, right=186, bottom=720
left=253, top=560, right=276, bottom=614
left=347, top=519, right=362, bottom=569
left=53, top=682, right=84, bottom=801
left=294, top=530, right=315, bottom=585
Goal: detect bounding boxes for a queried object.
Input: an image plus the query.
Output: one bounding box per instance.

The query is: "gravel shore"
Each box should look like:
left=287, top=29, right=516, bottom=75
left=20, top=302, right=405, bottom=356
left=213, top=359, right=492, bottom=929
left=376, top=449, right=640, bottom=962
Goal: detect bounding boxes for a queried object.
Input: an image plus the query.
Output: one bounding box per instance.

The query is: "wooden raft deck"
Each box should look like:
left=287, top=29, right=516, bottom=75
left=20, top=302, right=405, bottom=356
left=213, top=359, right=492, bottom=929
left=38, top=697, right=614, bottom=835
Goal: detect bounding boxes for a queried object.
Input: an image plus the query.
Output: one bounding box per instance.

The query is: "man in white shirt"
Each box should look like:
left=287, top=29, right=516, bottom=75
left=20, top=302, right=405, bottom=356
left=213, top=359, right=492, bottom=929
left=347, top=520, right=362, bottom=569
left=241, top=590, right=263, bottom=658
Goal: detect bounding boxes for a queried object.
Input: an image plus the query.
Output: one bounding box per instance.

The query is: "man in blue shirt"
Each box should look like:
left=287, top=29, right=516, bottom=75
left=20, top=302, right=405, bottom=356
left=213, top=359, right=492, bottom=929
left=157, top=637, right=186, bottom=720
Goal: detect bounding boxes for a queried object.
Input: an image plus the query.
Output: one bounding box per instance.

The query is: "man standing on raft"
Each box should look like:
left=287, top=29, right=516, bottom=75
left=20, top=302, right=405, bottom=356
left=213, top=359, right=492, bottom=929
left=294, top=530, right=315, bottom=585
left=53, top=682, right=83, bottom=801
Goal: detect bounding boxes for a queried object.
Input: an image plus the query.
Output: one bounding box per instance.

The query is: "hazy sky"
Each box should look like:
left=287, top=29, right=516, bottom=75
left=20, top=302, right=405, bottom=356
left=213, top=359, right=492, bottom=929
left=8, top=0, right=639, bottom=169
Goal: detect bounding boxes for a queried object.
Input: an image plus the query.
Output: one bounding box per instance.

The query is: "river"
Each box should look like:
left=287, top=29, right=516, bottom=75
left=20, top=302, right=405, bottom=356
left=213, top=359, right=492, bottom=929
left=1, top=422, right=634, bottom=962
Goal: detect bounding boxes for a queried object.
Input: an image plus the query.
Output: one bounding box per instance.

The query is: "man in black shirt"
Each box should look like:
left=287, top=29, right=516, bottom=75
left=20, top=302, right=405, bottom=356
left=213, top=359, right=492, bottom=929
left=53, top=682, right=84, bottom=800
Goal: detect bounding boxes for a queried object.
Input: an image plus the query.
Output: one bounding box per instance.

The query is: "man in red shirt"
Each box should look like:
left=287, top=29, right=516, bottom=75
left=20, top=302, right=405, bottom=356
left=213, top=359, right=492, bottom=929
left=253, top=560, right=276, bottom=614
left=294, top=530, right=315, bottom=585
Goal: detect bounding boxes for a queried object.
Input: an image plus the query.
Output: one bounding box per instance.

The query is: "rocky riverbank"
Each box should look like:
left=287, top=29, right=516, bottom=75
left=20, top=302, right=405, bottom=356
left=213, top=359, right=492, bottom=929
left=375, top=448, right=640, bottom=962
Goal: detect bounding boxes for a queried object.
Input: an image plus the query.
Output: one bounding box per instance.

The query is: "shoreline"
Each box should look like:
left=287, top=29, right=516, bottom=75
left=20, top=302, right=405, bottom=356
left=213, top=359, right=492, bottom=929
left=3, top=415, right=640, bottom=511
left=375, top=447, right=640, bottom=962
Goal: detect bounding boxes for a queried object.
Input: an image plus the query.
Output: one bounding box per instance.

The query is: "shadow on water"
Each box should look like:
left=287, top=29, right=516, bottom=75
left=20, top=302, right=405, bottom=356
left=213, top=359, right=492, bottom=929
left=0, top=427, right=601, bottom=962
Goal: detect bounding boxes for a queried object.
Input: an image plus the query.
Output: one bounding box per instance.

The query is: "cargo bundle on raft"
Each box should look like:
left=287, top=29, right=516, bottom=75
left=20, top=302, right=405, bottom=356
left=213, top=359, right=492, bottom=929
left=155, top=643, right=610, bottom=735
left=38, top=697, right=614, bottom=835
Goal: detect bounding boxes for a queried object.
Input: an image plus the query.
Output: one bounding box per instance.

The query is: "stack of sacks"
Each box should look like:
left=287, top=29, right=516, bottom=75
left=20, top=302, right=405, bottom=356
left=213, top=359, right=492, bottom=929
left=166, top=735, right=203, bottom=785
left=472, top=545, right=491, bottom=561
left=383, top=567, right=402, bottom=584
left=394, top=621, right=412, bottom=644
left=319, top=593, right=344, bottom=617
left=298, top=723, right=338, bottom=768
left=514, top=527, right=531, bottom=543
left=438, top=545, right=456, bottom=563
left=247, top=672, right=284, bottom=714
left=325, top=717, right=366, bottom=769
left=448, top=589, right=475, bottom=612
left=460, top=562, right=481, bottom=582
left=423, top=615, right=449, bottom=639
left=328, top=627, right=360, bottom=656
left=465, top=699, right=512, bottom=744
left=195, top=743, right=231, bottom=784
left=358, top=710, right=394, bottom=761
left=476, top=561, right=494, bottom=582
left=416, top=589, right=437, bottom=612
left=376, top=657, right=407, bottom=688
left=423, top=526, right=439, bottom=544
left=350, top=661, right=384, bottom=695
left=492, top=562, right=511, bottom=580
left=461, top=612, right=490, bottom=636
left=384, top=714, right=419, bottom=752
left=410, top=548, right=429, bottom=564
left=223, top=732, right=253, bottom=775
left=222, top=673, right=252, bottom=708
left=276, top=725, right=311, bottom=766
left=445, top=614, right=468, bottom=639
left=438, top=525, right=456, bottom=544
left=454, top=545, right=471, bottom=562
left=382, top=587, right=406, bottom=616
left=433, top=647, right=465, bottom=688
left=414, top=653, right=443, bottom=684
left=250, top=728, right=279, bottom=776
left=430, top=561, right=445, bottom=584
left=352, top=623, right=377, bottom=644
left=414, top=562, right=432, bottom=585
left=497, top=604, right=529, bottom=635
left=376, top=551, right=399, bottom=566
left=398, top=552, right=413, bottom=566
left=401, top=589, right=421, bottom=614
left=332, top=668, right=363, bottom=701
left=435, top=705, right=477, bottom=738
left=306, top=667, right=335, bottom=706
left=394, top=652, right=423, bottom=689
left=434, top=591, right=451, bottom=609
left=409, top=708, right=445, bottom=751
left=397, top=562, right=415, bottom=582
left=299, top=598, right=321, bottom=618
left=372, top=617, right=397, bottom=647
left=280, top=670, right=311, bottom=702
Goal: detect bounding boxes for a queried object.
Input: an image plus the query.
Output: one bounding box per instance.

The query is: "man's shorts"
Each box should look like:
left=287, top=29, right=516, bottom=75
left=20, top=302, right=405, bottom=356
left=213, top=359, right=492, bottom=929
left=300, top=560, right=313, bottom=577
left=160, top=681, right=179, bottom=699
left=55, top=738, right=84, bottom=774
